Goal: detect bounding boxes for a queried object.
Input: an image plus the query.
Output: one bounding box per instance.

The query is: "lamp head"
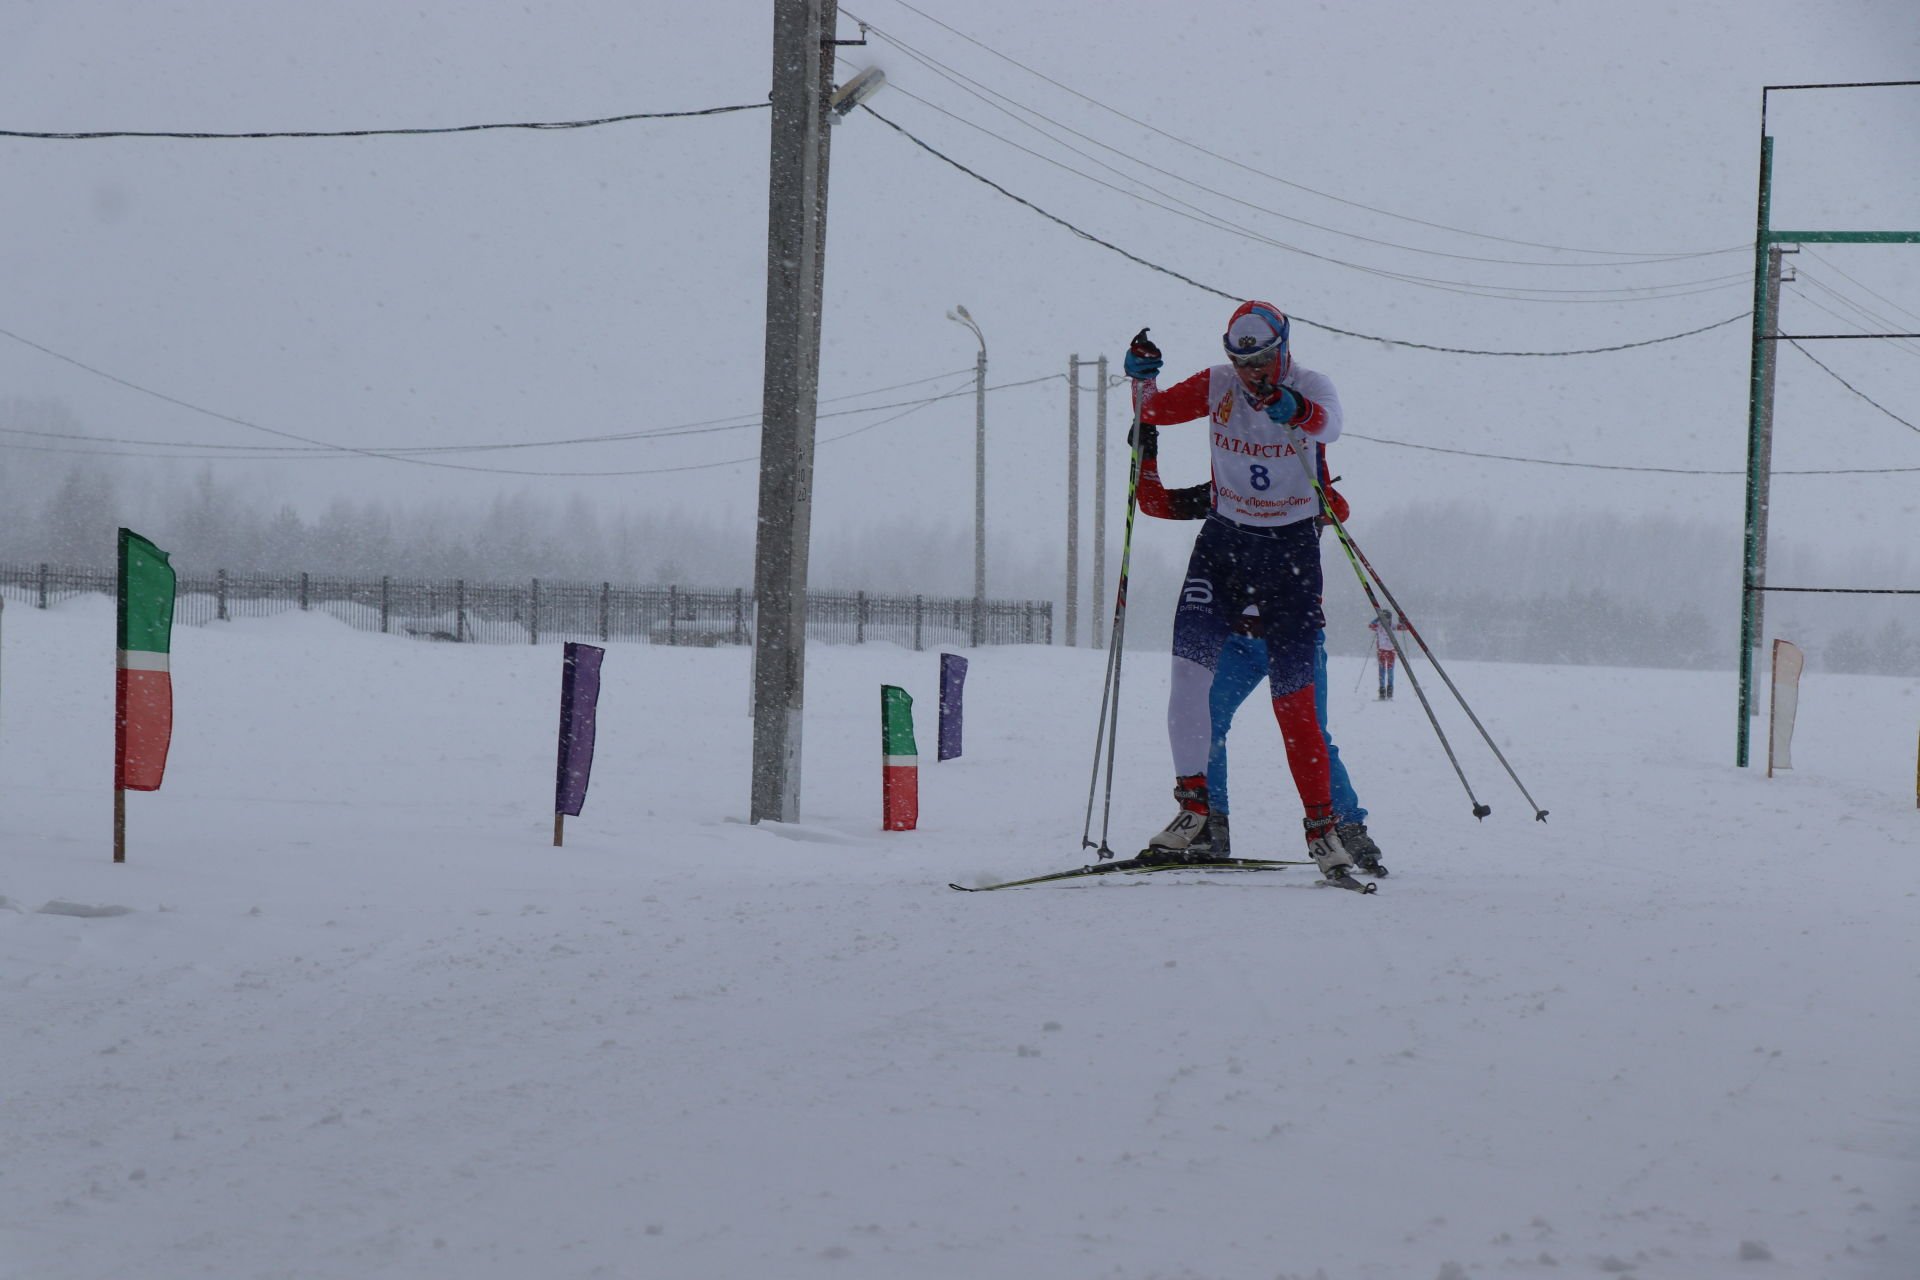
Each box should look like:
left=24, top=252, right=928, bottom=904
left=829, top=67, right=888, bottom=122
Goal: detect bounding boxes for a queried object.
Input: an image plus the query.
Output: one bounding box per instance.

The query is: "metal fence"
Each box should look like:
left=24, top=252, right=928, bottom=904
left=0, top=562, right=1053, bottom=649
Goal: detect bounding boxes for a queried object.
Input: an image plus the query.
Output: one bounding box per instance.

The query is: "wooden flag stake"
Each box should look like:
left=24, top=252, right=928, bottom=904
left=114, top=787, right=126, bottom=864
left=554, top=813, right=566, bottom=847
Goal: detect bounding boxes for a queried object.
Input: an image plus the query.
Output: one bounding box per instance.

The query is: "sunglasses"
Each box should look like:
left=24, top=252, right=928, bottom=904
left=1226, top=345, right=1282, bottom=369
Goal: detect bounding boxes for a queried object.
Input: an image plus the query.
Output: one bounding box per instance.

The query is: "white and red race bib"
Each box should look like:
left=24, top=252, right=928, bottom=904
left=1200, top=364, right=1341, bottom=528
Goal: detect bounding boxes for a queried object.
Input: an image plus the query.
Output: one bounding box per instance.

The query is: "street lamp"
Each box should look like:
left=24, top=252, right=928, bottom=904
left=946, top=305, right=986, bottom=646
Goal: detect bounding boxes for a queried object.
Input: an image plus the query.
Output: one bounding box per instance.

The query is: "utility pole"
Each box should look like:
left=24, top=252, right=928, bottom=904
left=972, top=326, right=986, bottom=647
left=1066, top=354, right=1081, bottom=647
left=1092, top=355, right=1109, bottom=651
left=750, top=0, right=837, bottom=824
left=947, top=305, right=987, bottom=646
left=1752, top=244, right=1794, bottom=655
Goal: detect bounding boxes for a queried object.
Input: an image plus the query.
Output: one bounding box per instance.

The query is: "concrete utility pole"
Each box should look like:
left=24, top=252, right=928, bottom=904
left=947, top=305, right=987, bottom=646
left=1752, top=244, right=1794, bottom=654
left=1092, top=355, right=1109, bottom=651
left=750, top=0, right=837, bottom=824
left=1066, top=354, right=1081, bottom=647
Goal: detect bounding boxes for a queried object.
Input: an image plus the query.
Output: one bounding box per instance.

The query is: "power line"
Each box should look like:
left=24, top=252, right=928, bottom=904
left=857, top=0, right=1747, bottom=262
left=0, top=319, right=1064, bottom=474
left=0, top=318, right=966, bottom=461
left=1344, top=430, right=1920, bottom=475
left=0, top=368, right=982, bottom=457
left=1790, top=273, right=1920, bottom=360
left=860, top=105, right=1750, bottom=357
left=858, top=21, right=1740, bottom=277
left=866, top=73, right=1748, bottom=304
left=1785, top=340, right=1920, bottom=435
left=0, top=364, right=976, bottom=455
left=0, top=321, right=507, bottom=474
left=0, top=102, right=770, bottom=141
left=1803, top=248, right=1920, bottom=331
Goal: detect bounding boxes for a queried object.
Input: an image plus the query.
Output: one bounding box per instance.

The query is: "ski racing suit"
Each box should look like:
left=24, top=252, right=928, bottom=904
left=1134, top=434, right=1367, bottom=829
left=1133, top=360, right=1343, bottom=822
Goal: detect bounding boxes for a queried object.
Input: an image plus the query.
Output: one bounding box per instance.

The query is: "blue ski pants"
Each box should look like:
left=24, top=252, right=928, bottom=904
left=1206, top=629, right=1366, bottom=825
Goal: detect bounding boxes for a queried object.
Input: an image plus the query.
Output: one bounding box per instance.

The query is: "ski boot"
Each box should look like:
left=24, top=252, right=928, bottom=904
left=1198, top=811, right=1231, bottom=857
left=1141, top=774, right=1212, bottom=864
left=1306, top=814, right=1375, bottom=894
left=1338, top=821, right=1388, bottom=877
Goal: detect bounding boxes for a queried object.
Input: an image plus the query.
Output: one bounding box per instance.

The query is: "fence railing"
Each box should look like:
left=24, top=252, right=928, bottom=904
left=0, top=563, right=1054, bottom=650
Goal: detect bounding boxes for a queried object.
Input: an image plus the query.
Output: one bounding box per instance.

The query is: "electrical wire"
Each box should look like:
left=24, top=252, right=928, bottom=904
left=858, top=21, right=1738, bottom=275
left=1790, top=273, right=1920, bottom=360
left=0, top=327, right=1063, bottom=474
left=864, top=76, right=1749, bottom=304
left=1342, top=430, right=1920, bottom=475
left=1804, top=248, right=1920, bottom=331
left=856, top=0, right=1747, bottom=262
left=0, top=365, right=980, bottom=457
left=0, top=383, right=975, bottom=477
left=1784, top=340, right=1920, bottom=435
left=7, top=320, right=1909, bottom=478
left=0, top=103, right=769, bottom=140
left=859, top=105, right=1750, bottom=356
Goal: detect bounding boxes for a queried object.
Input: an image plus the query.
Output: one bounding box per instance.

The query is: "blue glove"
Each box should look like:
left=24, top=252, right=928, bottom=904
left=1124, top=327, right=1162, bottom=380
left=1264, top=387, right=1304, bottom=424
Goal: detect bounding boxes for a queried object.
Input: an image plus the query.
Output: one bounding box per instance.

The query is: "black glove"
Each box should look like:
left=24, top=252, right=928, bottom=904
left=1128, top=418, right=1159, bottom=459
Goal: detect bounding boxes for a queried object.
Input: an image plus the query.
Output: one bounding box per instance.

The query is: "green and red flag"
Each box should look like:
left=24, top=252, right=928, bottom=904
left=881, top=684, right=918, bottom=831
left=116, top=528, right=176, bottom=792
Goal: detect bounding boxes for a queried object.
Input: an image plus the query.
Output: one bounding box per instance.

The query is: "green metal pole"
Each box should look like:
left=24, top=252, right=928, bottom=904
left=1737, top=133, right=1774, bottom=768
left=1766, top=230, right=1920, bottom=243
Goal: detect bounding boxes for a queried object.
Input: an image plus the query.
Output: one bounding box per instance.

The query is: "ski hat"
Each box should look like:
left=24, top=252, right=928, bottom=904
left=1222, top=300, right=1289, bottom=368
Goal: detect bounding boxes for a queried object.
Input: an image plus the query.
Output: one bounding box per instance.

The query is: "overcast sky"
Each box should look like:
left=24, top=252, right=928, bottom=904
left=1, top=0, right=1915, bottom=592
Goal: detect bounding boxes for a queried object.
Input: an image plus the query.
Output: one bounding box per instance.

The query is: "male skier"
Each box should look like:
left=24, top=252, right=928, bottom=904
left=1124, top=301, right=1366, bottom=888
left=1131, top=414, right=1388, bottom=877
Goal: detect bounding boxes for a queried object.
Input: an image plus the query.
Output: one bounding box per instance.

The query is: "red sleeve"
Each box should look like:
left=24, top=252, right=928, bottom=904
left=1136, top=458, right=1176, bottom=518
left=1136, top=370, right=1213, bottom=426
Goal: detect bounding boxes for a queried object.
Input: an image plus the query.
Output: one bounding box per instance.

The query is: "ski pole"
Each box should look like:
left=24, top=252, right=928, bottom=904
left=1339, top=528, right=1548, bottom=822
left=1290, top=442, right=1494, bottom=818
left=1079, top=592, right=1125, bottom=855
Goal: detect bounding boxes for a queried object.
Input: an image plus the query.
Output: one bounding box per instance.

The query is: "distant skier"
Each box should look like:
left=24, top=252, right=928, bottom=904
left=1369, top=607, right=1410, bottom=700
left=1132, top=418, right=1387, bottom=877
left=1124, top=301, right=1367, bottom=888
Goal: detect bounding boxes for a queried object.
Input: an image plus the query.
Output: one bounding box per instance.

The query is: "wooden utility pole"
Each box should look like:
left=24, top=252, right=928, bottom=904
left=751, top=0, right=837, bottom=823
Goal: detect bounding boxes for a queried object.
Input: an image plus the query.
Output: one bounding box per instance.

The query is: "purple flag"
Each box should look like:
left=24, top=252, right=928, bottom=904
left=555, top=642, right=605, bottom=816
left=938, top=652, right=968, bottom=762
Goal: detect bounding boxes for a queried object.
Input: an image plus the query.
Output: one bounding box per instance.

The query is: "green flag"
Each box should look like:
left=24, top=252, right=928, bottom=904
left=116, top=529, right=176, bottom=791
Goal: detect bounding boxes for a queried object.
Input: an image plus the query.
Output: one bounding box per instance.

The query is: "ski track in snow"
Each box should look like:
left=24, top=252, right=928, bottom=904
left=2, top=600, right=1917, bottom=1280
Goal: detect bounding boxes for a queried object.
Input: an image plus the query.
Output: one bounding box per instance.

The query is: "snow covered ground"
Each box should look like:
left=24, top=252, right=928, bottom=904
left=3, top=599, right=1916, bottom=1280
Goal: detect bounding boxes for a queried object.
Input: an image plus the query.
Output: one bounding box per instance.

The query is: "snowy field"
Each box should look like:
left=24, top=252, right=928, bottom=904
left=3, top=598, right=1916, bottom=1280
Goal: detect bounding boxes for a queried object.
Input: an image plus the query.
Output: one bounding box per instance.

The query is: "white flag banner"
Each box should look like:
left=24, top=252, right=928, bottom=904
left=1768, top=639, right=1805, bottom=778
